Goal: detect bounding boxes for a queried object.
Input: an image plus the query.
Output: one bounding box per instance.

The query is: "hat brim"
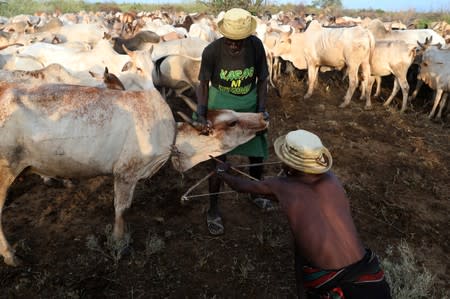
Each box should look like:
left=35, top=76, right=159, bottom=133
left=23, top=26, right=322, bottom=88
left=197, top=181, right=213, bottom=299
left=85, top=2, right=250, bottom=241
left=217, top=17, right=257, bottom=40
left=274, top=134, right=333, bottom=174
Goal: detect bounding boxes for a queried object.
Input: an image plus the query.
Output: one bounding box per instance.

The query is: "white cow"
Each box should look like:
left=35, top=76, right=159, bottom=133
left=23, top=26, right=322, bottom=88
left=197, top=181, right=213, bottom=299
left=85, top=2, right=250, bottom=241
left=0, top=52, right=268, bottom=266
left=5, top=39, right=130, bottom=75
left=417, top=47, right=450, bottom=119
left=0, top=63, right=102, bottom=87
left=149, top=38, right=208, bottom=98
left=271, top=20, right=375, bottom=109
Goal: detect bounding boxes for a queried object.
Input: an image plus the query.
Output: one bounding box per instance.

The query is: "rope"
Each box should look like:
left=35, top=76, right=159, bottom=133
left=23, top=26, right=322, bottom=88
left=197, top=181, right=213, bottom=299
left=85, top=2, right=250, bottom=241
left=180, top=160, right=283, bottom=202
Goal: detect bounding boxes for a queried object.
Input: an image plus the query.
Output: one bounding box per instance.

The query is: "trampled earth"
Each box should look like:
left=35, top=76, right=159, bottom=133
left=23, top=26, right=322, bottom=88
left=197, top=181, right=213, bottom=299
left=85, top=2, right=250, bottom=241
left=0, top=70, right=448, bottom=298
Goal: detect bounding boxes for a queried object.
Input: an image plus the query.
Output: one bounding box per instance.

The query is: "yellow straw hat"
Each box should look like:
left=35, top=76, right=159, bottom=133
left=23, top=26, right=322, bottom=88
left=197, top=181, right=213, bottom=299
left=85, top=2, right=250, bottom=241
left=217, top=8, right=257, bottom=40
left=274, top=130, right=333, bottom=174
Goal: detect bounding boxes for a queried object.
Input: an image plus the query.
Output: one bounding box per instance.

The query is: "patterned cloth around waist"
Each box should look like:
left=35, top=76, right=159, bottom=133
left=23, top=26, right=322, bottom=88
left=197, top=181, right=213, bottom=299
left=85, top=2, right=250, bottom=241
left=303, top=249, right=386, bottom=299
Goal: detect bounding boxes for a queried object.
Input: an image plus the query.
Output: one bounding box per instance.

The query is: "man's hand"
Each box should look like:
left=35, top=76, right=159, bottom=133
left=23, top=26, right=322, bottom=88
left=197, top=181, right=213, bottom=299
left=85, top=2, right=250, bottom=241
left=196, top=104, right=211, bottom=135
left=262, top=111, right=269, bottom=121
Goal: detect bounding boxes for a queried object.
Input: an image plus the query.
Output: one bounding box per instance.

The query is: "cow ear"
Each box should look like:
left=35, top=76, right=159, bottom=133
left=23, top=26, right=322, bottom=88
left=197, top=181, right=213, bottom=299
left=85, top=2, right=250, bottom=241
left=122, top=61, right=133, bottom=72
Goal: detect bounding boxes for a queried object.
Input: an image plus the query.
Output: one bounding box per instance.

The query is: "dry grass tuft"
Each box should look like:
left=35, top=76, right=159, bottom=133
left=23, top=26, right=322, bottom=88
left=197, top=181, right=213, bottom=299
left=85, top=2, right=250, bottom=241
left=381, top=240, right=436, bottom=299
left=85, top=224, right=132, bottom=266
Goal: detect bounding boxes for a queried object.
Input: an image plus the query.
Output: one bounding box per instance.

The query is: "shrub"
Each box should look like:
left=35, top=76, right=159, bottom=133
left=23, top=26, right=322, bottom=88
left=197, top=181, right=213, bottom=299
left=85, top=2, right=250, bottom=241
left=381, top=240, right=436, bottom=299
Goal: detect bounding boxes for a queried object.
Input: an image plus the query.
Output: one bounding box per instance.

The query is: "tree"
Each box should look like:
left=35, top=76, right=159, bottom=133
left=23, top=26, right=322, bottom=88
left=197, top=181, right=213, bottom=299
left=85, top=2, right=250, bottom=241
left=311, top=0, right=342, bottom=9
left=197, top=0, right=264, bottom=14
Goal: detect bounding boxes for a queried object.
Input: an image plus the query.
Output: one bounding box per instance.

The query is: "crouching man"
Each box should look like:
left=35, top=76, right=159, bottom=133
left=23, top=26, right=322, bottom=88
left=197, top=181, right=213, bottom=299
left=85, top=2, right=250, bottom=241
left=215, top=129, right=391, bottom=299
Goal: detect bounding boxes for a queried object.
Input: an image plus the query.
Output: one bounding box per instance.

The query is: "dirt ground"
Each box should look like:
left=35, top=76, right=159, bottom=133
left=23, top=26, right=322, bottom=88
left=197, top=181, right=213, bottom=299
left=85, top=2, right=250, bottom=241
left=0, top=70, right=448, bottom=298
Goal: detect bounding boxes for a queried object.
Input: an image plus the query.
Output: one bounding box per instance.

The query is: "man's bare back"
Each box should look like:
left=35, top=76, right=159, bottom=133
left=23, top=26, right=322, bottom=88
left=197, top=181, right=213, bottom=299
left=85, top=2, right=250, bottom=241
left=264, top=171, right=365, bottom=269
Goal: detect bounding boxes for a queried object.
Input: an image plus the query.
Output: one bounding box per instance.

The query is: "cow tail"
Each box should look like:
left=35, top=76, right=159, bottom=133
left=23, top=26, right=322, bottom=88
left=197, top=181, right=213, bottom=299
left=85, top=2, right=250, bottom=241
left=0, top=42, right=24, bottom=51
left=409, top=45, right=417, bottom=64
left=368, top=30, right=375, bottom=63
left=155, top=56, right=166, bottom=76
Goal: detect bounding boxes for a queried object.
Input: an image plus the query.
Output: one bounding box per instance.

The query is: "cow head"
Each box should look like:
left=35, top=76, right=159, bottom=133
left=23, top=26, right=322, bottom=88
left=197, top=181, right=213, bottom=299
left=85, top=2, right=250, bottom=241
left=171, top=98, right=269, bottom=172
left=121, top=45, right=156, bottom=90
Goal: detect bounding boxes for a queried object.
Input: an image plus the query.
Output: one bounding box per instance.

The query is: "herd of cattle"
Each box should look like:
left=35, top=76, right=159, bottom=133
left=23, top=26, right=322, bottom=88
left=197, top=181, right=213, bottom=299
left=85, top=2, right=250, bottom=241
left=0, top=9, right=448, bottom=116
left=0, top=9, right=448, bottom=266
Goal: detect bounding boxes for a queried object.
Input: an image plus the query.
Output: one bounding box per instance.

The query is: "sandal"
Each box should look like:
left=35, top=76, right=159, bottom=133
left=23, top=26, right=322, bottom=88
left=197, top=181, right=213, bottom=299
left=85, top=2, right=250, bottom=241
left=207, top=214, right=224, bottom=235
left=252, top=197, right=275, bottom=211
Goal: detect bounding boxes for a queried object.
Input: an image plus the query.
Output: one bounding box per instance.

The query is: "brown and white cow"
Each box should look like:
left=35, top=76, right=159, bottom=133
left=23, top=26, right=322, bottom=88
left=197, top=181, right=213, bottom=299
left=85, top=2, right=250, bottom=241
left=0, top=79, right=268, bottom=267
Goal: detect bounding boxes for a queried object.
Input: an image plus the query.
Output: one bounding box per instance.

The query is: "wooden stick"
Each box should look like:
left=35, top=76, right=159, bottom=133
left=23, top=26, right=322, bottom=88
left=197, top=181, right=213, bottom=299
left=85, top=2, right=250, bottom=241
left=209, top=155, right=259, bottom=181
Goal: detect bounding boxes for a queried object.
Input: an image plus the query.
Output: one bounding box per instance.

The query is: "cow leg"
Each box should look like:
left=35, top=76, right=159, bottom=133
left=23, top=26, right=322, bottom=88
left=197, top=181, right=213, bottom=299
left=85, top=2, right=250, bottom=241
left=305, top=66, right=318, bottom=99
left=429, top=89, right=443, bottom=119
left=409, top=79, right=423, bottom=102
left=340, top=66, right=359, bottom=108
left=383, top=78, right=401, bottom=108
left=436, top=93, right=448, bottom=119
left=374, top=77, right=382, bottom=98
left=360, top=61, right=372, bottom=110
left=398, top=77, right=410, bottom=113
left=112, top=177, right=138, bottom=241
left=0, top=167, right=21, bottom=266
left=366, top=76, right=376, bottom=101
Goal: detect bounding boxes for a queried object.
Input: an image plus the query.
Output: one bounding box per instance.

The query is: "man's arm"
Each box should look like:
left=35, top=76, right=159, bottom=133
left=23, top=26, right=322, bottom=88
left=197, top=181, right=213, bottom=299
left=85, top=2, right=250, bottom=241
left=216, top=164, right=273, bottom=196
left=196, top=80, right=209, bottom=120
left=256, top=77, right=268, bottom=112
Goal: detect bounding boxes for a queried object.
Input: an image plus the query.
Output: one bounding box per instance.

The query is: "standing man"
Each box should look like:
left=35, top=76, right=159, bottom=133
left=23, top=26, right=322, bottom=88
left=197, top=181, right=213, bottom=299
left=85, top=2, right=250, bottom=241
left=196, top=8, right=272, bottom=235
left=215, top=129, right=392, bottom=299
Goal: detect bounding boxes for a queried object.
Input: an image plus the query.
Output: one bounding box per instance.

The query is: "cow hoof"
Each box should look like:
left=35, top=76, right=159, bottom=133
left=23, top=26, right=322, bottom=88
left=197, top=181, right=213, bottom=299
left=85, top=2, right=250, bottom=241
left=4, top=255, right=21, bottom=267
left=304, top=93, right=312, bottom=99
left=339, top=103, right=349, bottom=108
left=364, top=105, right=373, bottom=110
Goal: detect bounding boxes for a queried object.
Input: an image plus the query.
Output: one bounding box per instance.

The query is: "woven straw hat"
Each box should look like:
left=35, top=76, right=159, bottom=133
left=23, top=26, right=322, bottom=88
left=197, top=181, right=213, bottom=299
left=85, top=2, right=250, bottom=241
left=218, top=8, right=257, bottom=40
left=274, top=130, right=333, bottom=174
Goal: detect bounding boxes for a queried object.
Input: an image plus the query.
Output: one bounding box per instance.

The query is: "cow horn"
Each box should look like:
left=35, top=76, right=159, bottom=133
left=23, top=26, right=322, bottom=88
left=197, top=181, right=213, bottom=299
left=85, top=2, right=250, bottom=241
left=122, top=44, right=135, bottom=58
left=177, top=111, right=193, bottom=123
left=179, top=95, right=197, bottom=112
left=177, top=111, right=203, bottom=130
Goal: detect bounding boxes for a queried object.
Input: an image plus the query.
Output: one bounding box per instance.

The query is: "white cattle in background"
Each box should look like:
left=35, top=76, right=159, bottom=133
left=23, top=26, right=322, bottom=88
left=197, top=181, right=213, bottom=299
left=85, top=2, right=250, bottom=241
left=271, top=20, right=375, bottom=109
left=367, top=19, right=446, bottom=47
left=146, top=37, right=207, bottom=98
left=4, top=39, right=130, bottom=75
left=0, top=63, right=102, bottom=87
left=188, top=22, right=217, bottom=42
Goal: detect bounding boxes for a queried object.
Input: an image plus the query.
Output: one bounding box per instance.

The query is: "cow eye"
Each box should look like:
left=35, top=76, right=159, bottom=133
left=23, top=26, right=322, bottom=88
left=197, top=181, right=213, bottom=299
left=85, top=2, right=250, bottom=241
left=228, top=120, right=237, bottom=127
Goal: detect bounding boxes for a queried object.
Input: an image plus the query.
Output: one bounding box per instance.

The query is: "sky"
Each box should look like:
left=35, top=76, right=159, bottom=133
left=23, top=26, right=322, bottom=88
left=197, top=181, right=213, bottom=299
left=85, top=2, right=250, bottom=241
left=93, top=0, right=450, bottom=12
